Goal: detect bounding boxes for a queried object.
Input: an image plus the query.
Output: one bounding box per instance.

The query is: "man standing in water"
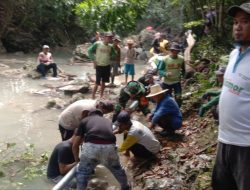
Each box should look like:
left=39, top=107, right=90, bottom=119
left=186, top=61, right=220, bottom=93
left=88, top=32, right=117, bottom=99
left=212, top=3, right=250, bottom=190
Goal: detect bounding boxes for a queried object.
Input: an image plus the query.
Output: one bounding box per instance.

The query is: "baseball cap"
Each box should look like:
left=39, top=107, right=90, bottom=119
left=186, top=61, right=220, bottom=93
left=114, top=35, right=121, bottom=42
left=144, top=73, right=154, bottom=82
left=43, top=45, right=49, bottom=49
left=228, top=3, right=250, bottom=17
left=169, top=43, right=182, bottom=51
left=114, top=111, right=131, bottom=126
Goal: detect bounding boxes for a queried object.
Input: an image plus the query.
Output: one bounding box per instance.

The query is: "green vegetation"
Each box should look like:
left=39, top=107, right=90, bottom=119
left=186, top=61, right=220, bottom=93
left=0, top=142, right=48, bottom=188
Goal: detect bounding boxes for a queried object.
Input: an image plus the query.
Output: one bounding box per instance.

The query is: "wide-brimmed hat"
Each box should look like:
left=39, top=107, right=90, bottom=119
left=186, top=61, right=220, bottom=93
left=228, top=3, right=250, bottom=17
left=114, top=111, right=131, bottom=126
left=43, top=45, right=49, bottom=49
left=169, top=43, right=182, bottom=51
left=215, top=66, right=226, bottom=75
left=146, top=84, right=168, bottom=98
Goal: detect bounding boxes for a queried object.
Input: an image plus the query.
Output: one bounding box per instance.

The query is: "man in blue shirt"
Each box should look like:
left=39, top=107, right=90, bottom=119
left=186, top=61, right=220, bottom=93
left=146, top=84, right=182, bottom=137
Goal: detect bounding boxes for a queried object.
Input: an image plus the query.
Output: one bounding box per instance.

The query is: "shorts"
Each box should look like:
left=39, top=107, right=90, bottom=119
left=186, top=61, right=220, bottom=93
left=111, top=61, right=119, bottom=76
left=96, top=65, right=111, bottom=85
left=124, top=63, right=135, bottom=76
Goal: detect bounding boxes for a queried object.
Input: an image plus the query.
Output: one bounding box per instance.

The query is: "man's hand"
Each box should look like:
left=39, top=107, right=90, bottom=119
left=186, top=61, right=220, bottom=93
left=146, top=113, right=153, bottom=122
left=198, top=106, right=206, bottom=117
left=148, top=123, right=155, bottom=129
left=202, top=93, right=209, bottom=99
left=167, top=71, right=173, bottom=77
left=93, top=61, right=97, bottom=69
left=44, top=62, right=51, bottom=65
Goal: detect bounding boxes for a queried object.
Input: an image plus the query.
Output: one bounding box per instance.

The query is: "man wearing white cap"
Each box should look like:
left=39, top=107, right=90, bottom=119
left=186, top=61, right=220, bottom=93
left=146, top=84, right=182, bottom=137
left=37, top=45, right=57, bottom=78
left=212, top=3, right=250, bottom=189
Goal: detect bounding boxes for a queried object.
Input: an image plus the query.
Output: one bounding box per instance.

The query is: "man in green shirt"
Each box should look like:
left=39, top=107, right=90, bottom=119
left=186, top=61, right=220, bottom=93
left=199, top=66, right=225, bottom=119
left=158, top=43, right=185, bottom=107
left=87, top=32, right=117, bottom=99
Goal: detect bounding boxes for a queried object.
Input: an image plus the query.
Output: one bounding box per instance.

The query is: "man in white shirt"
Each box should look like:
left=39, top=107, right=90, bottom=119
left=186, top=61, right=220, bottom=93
left=58, top=99, right=114, bottom=141
left=212, top=3, right=250, bottom=190
left=37, top=45, right=57, bottom=78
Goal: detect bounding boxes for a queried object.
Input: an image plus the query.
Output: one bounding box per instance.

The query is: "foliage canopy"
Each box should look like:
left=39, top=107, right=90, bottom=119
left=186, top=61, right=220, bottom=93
left=75, top=0, right=149, bottom=35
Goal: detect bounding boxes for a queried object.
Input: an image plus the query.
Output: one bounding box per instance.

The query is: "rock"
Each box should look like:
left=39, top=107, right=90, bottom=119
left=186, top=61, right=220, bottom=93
left=46, top=99, right=56, bottom=109
left=69, top=93, right=85, bottom=103
left=73, top=43, right=92, bottom=62
left=59, top=83, right=90, bottom=95
left=87, top=178, right=109, bottom=190
left=138, top=29, right=157, bottom=50
left=2, top=29, right=37, bottom=53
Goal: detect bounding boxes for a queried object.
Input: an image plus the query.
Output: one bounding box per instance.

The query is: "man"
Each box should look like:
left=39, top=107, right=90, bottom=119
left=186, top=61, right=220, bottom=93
left=72, top=109, right=130, bottom=190
left=109, top=35, right=121, bottom=87
left=150, top=32, right=162, bottom=55
left=47, top=135, right=78, bottom=186
left=212, top=3, right=250, bottom=190
left=137, top=69, right=158, bottom=91
left=147, top=84, right=182, bottom=137
left=58, top=99, right=114, bottom=141
left=124, top=39, right=136, bottom=84
left=88, top=32, right=117, bottom=99
left=37, top=45, right=57, bottom=78
left=158, top=43, right=185, bottom=106
left=112, top=81, right=150, bottom=122
left=115, top=111, right=160, bottom=160
left=198, top=66, right=225, bottom=118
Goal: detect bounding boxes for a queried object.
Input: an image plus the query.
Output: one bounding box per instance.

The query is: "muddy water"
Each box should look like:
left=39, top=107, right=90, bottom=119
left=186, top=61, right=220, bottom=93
left=0, top=52, right=149, bottom=190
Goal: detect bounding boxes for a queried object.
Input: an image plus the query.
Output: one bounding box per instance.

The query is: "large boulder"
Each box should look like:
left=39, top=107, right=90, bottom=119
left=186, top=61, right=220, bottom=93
left=73, top=43, right=92, bottom=62
left=138, top=29, right=157, bottom=50
left=2, top=29, right=37, bottom=53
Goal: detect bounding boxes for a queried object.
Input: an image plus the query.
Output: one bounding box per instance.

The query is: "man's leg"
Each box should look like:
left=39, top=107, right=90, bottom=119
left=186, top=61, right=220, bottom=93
left=50, top=63, right=57, bottom=77
left=212, top=142, right=237, bottom=190
left=157, top=115, right=175, bottom=136
left=37, top=63, right=46, bottom=77
left=76, top=144, right=99, bottom=190
left=130, top=64, right=135, bottom=81
left=161, top=83, right=173, bottom=96
left=58, top=124, right=74, bottom=141
left=102, top=145, right=130, bottom=190
left=92, top=84, right=98, bottom=100
left=93, top=67, right=101, bottom=99
left=100, top=82, right=105, bottom=98
left=129, top=143, right=154, bottom=159
left=173, top=82, right=182, bottom=107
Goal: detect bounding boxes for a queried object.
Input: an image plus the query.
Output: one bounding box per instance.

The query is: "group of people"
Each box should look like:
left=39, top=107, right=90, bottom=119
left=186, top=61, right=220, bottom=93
left=47, top=81, right=183, bottom=189
left=45, top=2, right=250, bottom=189
left=87, top=32, right=139, bottom=99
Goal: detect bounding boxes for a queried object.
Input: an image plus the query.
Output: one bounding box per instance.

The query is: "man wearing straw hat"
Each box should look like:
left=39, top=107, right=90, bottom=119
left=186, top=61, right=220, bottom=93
left=146, top=84, right=182, bottom=137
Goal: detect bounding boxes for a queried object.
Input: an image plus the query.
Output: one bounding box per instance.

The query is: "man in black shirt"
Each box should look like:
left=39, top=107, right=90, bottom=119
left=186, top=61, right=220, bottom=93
left=72, top=109, right=130, bottom=190
left=47, top=135, right=78, bottom=185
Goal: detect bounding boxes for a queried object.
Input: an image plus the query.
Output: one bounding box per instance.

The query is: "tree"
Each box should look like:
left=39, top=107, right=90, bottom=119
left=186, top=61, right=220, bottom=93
left=75, top=0, right=149, bottom=35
